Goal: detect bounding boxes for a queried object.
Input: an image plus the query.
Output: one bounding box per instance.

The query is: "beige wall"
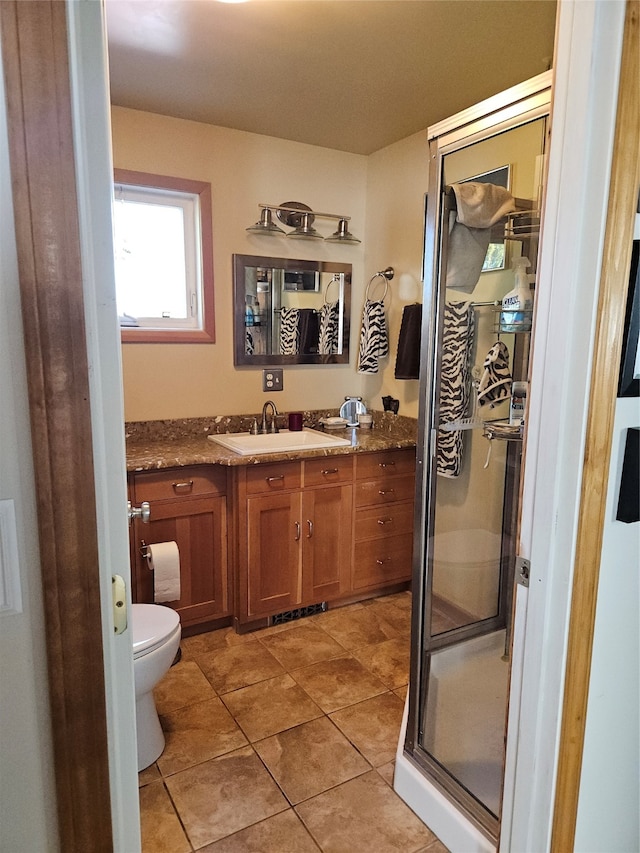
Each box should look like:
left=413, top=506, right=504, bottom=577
left=113, top=107, right=372, bottom=420
left=112, top=107, right=430, bottom=422
left=362, top=131, right=430, bottom=419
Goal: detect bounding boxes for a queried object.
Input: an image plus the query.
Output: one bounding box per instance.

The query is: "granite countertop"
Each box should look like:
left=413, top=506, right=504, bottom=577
left=126, top=410, right=418, bottom=472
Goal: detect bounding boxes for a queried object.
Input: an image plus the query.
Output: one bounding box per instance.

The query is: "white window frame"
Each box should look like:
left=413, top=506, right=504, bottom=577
left=113, top=169, right=215, bottom=343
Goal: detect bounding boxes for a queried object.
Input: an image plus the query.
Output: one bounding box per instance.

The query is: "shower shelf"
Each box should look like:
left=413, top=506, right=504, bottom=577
left=483, top=420, right=523, bottom=441
left=440, top=419, right=485, bottom=432
left=501, top=206, right=540, bottom=242
left=493, top=307, right=534, bottom=334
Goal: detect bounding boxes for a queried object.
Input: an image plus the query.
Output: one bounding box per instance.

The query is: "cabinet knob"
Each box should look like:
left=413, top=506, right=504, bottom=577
left=377, top=517, right=393, bottom=525
left=321, top=468, right=339, bottom=476
left=378, top=489, right=395, bottom=496
left=266, top=475, right=285, bottom=485
left=376, top=557, right=392, bottom=565
left=378, top=461, right=396, bottom=468
left=294, top=521, right=301, bottom=541
left=306, top=519, right=314, bottom=538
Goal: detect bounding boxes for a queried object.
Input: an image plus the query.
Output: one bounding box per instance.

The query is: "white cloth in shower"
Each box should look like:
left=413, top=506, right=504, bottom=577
left=446, top=182, right=516, bottom=293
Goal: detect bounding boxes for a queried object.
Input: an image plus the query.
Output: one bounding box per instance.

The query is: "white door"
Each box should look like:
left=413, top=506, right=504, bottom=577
left=66, top=2, right=140, bottom=848
left=499, top=2, right=627, bottom=850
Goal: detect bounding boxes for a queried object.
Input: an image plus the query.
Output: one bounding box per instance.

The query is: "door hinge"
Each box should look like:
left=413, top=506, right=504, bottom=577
left=515, top=555, right=530, bottom=588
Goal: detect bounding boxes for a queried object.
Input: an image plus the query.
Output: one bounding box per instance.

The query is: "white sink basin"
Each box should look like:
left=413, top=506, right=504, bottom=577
left=208, top=427, right=351, bottom=456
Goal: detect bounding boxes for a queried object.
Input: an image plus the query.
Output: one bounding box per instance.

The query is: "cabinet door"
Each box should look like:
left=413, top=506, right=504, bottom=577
left=302, top=485, right=352, bottom=605
left=351, top=533, right=414, bottom=592
left=246, top=492, right=302, bottom=617
left=132, top=495, right=228, bottom=629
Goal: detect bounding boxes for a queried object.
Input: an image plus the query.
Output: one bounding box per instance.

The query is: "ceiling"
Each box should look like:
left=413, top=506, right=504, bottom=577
left=105, top=0, right=557, bottom=156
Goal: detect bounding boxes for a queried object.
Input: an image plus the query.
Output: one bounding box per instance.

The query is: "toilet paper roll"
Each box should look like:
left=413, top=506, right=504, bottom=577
left=147, top=541, right=181, bottom=603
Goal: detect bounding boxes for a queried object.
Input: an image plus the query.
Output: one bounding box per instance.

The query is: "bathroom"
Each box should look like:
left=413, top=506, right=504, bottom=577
left=110, top=5, right=553, bottom=847
left=2, top=1, right=636, bottom=852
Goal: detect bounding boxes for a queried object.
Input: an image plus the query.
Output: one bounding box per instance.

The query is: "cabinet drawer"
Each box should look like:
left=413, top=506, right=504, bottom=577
left=304, top=456, right=353, bottom=486
left=355, top=448, right=416, bottom=480
left=246, top=461, right=301, bottom=494
left=355, top=500, right=414, bottom=541
left=133, top=465, right=226, bottom=502
left=355, top=473, right=415, bottom=507
left=352, top=534, right=413, bottom=590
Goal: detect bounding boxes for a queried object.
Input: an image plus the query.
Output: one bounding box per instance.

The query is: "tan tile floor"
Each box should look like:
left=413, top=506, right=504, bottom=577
left=139, top=591, right=450, bottom=853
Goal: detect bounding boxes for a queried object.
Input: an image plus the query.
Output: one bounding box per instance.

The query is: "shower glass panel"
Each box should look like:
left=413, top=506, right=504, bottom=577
left=430, top=119, right=546, bottom=641
left=405, top=76, right=550, bottom=842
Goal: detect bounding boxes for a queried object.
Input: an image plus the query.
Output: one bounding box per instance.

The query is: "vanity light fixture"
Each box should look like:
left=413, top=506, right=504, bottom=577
left=325, top=218, right=361, bottom=244
left=287, top=212, right=322, bottom=240
left=246, top=208, right=285, bottom=235
left=246, top=202, right=361, bottom=244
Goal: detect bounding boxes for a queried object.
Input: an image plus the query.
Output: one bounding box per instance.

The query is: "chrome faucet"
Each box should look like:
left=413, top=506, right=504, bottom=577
left=260, top=400, right=279, bottom=434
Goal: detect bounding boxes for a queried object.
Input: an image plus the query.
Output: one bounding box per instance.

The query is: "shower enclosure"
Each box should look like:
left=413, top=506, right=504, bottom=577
left=401, top=73, right=551, bottom=845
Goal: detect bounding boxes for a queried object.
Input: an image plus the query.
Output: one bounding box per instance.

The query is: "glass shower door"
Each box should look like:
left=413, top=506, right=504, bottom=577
left=407, top=106, right=548, bottom=840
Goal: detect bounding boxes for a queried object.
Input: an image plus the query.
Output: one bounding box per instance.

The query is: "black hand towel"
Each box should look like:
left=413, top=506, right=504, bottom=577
left=298, top=308, right=320, bottom=354
left=394, top=303, right=422, bottom=379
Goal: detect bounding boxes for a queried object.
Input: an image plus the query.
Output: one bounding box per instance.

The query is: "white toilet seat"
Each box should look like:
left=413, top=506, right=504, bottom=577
left=132, top=603, right=180, bottom=659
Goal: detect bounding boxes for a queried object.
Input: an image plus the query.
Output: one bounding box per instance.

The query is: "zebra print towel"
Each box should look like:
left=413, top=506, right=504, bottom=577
left=357, top=299, right=388, bottom=373
left=477, top=341, right=512, bottom=408
left=319, top=301, right=340, bottom=354
left=437, top=301, right=475, bottom=478
left=279, top=307, right=300, bottom=355
left=279, top=307, right=319, bottom=354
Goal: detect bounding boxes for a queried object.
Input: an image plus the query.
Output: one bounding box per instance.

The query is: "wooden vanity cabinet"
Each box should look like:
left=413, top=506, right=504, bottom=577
left=352, top=448, right=416, bottom=592
left=127, top=446, right=415, bottom=633
left=238, top=457, right=353, bottom=623
left=129, top=465, right=230, bottom=632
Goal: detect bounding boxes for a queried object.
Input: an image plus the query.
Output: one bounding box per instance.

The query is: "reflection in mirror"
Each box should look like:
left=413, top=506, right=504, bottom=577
left=233, top=255, right=351, bottom=365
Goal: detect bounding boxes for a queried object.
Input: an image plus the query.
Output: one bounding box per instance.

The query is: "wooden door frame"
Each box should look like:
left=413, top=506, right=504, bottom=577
left=0, top=2, right=113, bottom=850
left=551, top=1, right=639, bottom=849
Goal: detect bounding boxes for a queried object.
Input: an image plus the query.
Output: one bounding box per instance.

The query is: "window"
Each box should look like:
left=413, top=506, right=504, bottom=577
left=113, top=169, right=215, bottom=342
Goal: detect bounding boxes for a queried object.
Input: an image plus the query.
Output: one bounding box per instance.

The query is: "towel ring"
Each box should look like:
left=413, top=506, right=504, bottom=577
left=324, top=274, right=341, bottom=305
left=365, top=267, right=394, bottom=302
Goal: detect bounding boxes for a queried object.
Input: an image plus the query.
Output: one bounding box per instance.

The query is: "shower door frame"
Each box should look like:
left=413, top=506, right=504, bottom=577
left=405, top=72, right=552, bottom=841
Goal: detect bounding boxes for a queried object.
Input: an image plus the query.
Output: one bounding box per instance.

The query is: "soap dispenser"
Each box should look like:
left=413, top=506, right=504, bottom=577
left=500, top=256, right=533, bottom=333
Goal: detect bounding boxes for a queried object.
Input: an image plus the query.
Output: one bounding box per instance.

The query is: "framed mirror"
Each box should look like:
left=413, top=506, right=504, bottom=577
left=233, top=255, right=351, bottom=366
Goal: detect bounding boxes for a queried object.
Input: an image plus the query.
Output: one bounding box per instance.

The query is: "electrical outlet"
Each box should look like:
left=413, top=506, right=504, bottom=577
left=262, top=368, right=283, bottom=392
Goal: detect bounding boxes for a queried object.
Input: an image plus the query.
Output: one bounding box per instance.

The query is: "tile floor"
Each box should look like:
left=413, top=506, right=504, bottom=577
left=139, top=591, right=449, bottom=852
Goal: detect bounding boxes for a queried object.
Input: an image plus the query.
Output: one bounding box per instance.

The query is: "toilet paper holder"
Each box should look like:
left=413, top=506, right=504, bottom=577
left=140, top=540, right=152, bottom=564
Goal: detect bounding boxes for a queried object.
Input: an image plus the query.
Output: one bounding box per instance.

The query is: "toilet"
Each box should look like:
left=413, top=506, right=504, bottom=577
left=132, top=603, right=181, bottom=771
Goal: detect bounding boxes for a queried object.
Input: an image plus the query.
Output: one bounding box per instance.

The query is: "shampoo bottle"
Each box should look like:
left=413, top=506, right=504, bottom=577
left=500, top=256, right=533, bottom=332
left=245, top=296, right=254, bottom=327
